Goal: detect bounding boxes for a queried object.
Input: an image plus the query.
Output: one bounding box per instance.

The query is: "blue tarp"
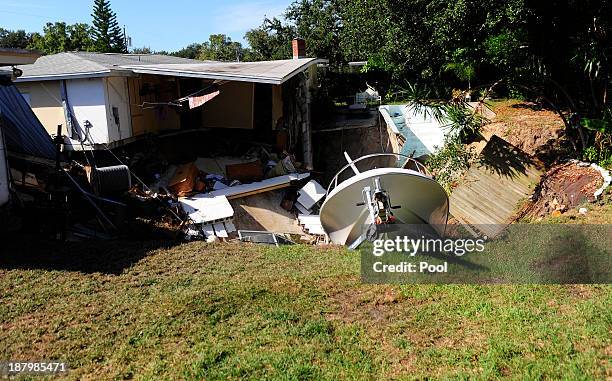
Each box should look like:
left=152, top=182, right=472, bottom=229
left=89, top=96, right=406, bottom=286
left=0, top=82, right=56, bottom=159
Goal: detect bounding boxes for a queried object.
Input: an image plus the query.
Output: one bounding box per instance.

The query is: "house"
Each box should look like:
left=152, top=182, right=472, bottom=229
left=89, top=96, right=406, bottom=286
left=0, top=48, right=42, bottom=67
left=11, top=41, right=322, bottom=167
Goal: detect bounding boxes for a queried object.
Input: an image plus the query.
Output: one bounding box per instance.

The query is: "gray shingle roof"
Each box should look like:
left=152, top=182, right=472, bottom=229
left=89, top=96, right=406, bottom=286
left=11, top=52, right=324, bottom=85
left=71, top=52, right=203, bottom=66
left=12, top=52, right=203, bottom=80
left=125, top=58, right=323, bottom=85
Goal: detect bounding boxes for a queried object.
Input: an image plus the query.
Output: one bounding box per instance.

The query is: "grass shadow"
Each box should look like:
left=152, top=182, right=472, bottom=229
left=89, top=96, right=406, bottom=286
left=0, top=234, right=176, bottom=275
left=531, top=226, right=605, bottom=283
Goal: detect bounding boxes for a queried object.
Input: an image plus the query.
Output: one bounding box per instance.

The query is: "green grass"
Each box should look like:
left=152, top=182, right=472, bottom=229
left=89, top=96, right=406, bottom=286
left=0, top=242, right=610, bottom=380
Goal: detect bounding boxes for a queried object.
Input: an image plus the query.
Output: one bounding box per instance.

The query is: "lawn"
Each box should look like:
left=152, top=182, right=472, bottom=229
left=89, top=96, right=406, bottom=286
left=0, top=240, right=610, bottom=380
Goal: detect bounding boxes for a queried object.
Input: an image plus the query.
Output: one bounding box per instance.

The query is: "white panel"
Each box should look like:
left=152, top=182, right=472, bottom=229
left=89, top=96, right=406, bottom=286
left=296, top=180, right=326, bottom=210
left=178, top=195, right=234, bottom=224
left=0, top=132, right=9, bottom=206
left=66, top=78, right=109, bottom=144
left=403, top=105, right=452, bottom=154
left=104, top=77, right=132, bottom=142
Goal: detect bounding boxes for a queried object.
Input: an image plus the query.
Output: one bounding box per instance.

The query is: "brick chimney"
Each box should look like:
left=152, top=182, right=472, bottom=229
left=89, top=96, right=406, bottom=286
left=292, top=38, right=306, bottom=59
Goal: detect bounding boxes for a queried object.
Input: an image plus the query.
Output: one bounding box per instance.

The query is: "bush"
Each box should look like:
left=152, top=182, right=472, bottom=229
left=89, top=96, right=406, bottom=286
left=425, top=139, right=476, bottom=193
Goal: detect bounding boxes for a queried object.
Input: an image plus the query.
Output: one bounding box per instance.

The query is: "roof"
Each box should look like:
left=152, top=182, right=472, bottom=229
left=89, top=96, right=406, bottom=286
left=124, top=58, right=323, bottom=85
left=0, top=47, right=42, bottom=55
left=0, top=48, right=42, bottom=66
left=11, top=52, right=202, bottom=82
left=11, top=52, right=323, bottom=85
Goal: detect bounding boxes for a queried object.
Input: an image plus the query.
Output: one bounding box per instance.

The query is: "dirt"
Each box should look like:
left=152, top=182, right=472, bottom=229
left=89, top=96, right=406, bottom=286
left=482, top=100, right=566, bottom=162
left=521, top=162, right=604, bottom=219
left=312, top=111, right=392, bottom=188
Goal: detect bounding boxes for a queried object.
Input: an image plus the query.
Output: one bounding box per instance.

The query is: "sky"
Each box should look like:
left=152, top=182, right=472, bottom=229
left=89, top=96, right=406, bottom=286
left=0, top=0, right=291, bottom=52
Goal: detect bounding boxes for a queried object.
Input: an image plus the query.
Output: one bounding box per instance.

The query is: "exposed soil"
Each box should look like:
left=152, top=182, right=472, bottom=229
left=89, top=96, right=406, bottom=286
left=312, top=110, right=392, bottom=187
left=483, top=100, right=567, bottom=163
left=521, top=162, right=604, bottom=219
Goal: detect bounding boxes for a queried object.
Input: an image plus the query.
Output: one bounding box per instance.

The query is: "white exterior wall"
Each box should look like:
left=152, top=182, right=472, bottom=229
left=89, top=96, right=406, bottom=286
left=104, top=77, right=132, bottom=142
left=66, top=78, right=110, bottom=144
left=0, top=131, right=9, bottom=206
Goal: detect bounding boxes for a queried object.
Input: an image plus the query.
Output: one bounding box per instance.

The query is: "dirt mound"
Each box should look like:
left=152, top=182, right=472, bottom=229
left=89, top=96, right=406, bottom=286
left=484, top=101, right=566, bottom=161
left=523, top=162, right=604, bottom=219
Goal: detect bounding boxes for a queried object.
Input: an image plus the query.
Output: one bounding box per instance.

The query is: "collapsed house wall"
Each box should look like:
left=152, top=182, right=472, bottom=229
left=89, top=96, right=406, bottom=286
left=16, top=71, right=316, bottom=152
left=282, top=67, right=316, bottom=169
left=127, top=75, right=181, bottom=136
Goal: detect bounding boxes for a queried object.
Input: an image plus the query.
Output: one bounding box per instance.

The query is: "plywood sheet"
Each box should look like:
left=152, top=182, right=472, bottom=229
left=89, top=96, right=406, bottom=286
left=230, top=191, right=305, bottom=235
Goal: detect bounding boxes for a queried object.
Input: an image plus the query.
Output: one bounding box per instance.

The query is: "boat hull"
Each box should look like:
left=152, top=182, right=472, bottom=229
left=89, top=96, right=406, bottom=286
left=319, top=168, right=448, bottom=246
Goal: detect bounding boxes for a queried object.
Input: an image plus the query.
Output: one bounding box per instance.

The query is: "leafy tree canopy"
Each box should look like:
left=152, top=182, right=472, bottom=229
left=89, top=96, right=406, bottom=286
left=0, top=28, right=34, bottom=49
left=197, top=34, right=251, bottom=62
left=28, top=22, right=93, bottom=54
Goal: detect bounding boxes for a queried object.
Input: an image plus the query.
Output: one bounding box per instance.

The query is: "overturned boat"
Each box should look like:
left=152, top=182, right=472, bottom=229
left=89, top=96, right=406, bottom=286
left=319, top=153, right=448, bottom=248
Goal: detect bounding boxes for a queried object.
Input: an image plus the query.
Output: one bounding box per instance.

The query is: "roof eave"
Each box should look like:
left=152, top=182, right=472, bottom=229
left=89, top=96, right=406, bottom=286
left=124, top=58, right=327, bottom=85
left=278, top=58, right=327, bottom=84
left=14, top=69, right=135, bottom=83
left=127, top=67, right=283, bottom=85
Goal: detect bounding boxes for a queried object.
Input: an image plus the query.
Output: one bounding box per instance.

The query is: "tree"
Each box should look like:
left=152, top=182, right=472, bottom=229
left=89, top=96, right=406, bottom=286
left=28, top=22, right=93, bottom=54
left=246, top=1, right=342, bottom=65
left=131, top=46, right=152, bottom=54
left=286, top=0, right=342, bottom=65
left=172, top=43, right=203, bottom=59
left=245, top=17, right=295, bottom=61
left=338, top=0, right=391, bottom=63
left=0, top=28, right=33, bottom=49
left=67, top=23, right=94, bottom=51
left=91, top=0, right=126, bottom=53
left=198, top=34, right=248, bottom=62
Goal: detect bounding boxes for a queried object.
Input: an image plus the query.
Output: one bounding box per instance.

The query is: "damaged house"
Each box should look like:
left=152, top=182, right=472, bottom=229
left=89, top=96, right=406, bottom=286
left=13, top=41, right=321, bottom=168
left=5, top=40, right=327, bottom=242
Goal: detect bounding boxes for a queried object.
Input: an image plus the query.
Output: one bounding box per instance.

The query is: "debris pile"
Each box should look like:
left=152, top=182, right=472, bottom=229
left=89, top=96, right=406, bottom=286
left=523, top=161, right=609, bottom=219
left=5, top=136, right=335, bottom=244
left=138, top=147, right=330, bottom=243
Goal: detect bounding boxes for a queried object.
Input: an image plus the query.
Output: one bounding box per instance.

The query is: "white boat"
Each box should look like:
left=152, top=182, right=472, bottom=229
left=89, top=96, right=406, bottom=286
left=319, top=153, right=448, bottom=248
